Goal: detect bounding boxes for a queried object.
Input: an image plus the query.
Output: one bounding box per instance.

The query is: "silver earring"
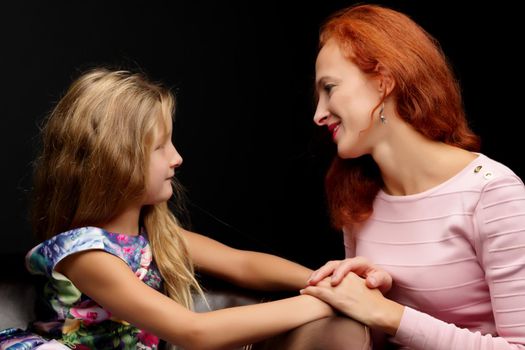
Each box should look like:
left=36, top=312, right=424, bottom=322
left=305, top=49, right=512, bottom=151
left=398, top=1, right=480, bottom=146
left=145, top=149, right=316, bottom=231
left=379, top=103, right=387, bottom=124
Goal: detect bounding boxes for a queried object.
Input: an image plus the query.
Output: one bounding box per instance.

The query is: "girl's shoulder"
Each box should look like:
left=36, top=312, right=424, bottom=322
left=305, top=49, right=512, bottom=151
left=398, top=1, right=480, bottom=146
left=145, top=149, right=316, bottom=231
left=26, top=227, right=149, bottom=277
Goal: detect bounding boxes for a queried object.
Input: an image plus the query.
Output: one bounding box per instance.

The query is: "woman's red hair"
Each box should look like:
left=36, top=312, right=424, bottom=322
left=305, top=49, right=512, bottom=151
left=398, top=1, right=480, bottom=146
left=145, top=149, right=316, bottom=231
left=321, top=4, right=480, bottom=229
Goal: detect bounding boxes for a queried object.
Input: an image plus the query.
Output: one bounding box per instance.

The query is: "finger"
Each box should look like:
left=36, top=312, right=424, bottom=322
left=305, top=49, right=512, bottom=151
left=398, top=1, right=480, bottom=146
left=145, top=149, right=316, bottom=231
left=331, top=261, right=357, bottom=285
left=330, top=257, right=370, bottom=285
left=308, top=261, right=340, bottom=285
left=365, top=275, right=378, bottom=288
left=343, top=256, right=373, bottom=276
left=318, top=276, right=333, bottom=287
left=365, top=270, right=392, bottom=293
left=300, top=286, right=331, bottom=302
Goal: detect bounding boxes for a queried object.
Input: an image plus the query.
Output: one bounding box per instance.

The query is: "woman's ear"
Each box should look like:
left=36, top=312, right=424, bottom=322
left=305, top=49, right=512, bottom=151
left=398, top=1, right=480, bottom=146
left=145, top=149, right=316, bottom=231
left=376, top=64, right=395, bottom=96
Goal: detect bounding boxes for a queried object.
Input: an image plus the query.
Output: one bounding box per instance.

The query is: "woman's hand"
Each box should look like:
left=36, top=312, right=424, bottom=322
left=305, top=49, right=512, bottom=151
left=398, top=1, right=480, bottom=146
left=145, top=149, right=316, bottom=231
left=301, top=273, right=403, bottom=335
left=307, top=257, right=392, bottom=293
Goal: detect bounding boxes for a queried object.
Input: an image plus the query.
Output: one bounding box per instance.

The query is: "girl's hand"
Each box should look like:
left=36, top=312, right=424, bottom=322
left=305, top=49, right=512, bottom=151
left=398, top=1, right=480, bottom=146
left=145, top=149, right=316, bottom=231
left=301, top=273, right=403, bottom=335
left=307, top=257, right=393, bottom=293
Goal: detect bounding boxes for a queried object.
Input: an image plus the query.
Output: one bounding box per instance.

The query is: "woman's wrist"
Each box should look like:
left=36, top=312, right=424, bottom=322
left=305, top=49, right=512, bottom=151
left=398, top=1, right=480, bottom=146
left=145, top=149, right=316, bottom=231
left=371, top=298, right=404, bottom=335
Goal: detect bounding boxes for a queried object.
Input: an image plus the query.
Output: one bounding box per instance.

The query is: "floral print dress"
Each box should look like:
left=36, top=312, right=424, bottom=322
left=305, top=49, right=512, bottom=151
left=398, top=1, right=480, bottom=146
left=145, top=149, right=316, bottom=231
left=0, top=226, right=163, bottom=349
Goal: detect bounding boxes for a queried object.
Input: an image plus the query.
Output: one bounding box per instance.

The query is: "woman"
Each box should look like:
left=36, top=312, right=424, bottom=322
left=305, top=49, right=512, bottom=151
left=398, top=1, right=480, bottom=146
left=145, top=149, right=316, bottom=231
left=302, top=4, right=525, bottom=350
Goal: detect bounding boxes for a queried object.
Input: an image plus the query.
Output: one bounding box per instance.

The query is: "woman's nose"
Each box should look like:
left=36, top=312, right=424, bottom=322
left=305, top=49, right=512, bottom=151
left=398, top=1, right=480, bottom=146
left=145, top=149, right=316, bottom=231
left=313, top=103, right=329, bottom=126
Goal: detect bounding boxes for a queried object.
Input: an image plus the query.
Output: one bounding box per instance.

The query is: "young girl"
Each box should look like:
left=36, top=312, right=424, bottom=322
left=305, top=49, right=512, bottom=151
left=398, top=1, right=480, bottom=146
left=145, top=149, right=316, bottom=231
left=0, top=68, right=369, bottom=349
left=302, top=4, right=525, bottom=350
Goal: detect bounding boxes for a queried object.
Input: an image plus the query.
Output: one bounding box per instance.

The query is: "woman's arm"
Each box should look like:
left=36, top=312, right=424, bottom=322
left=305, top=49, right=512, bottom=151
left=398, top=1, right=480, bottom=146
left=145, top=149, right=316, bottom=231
left=182, top=229, right=311, bottom=290
left=303, top=174, right=525, bottom=350
left=301, top=272, right=403, bottom=335
left=393, top=174, right=525, bottom=350
left=58, top=250, right=332, bottom=350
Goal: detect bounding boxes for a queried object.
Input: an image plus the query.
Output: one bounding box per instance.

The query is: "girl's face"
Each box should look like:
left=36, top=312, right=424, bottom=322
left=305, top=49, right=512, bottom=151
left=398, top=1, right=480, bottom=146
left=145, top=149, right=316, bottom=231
left=143, top=122, right=183, bottom=205
left=313, top=39, right=384, bottom=159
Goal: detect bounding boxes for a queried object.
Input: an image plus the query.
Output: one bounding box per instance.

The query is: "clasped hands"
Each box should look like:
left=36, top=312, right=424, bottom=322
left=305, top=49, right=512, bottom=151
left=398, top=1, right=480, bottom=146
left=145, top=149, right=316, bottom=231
left=301, top=257, right=402, bottom=335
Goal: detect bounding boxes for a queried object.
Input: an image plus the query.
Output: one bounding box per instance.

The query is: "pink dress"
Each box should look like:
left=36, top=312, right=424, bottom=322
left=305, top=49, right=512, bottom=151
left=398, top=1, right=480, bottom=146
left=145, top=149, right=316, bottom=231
left=346, top=154, right=525, bottom=349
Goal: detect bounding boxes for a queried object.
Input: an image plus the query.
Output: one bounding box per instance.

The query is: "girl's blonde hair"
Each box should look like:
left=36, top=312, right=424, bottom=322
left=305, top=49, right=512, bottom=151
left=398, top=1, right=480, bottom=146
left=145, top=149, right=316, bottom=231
left=32, top=68, right=201, bottom=308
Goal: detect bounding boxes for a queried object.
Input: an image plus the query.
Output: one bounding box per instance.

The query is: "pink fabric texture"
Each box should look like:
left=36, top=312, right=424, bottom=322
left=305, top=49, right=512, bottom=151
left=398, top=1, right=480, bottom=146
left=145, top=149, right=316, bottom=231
left=345, top=154, right=525, bottom=349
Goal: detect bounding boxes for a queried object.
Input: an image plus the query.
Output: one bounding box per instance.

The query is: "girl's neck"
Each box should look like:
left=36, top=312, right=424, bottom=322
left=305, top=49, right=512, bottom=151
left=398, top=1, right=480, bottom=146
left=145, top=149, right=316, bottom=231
left=101, top=205, right=142, bottom=236
left=371, top=116, right=477, bottom=196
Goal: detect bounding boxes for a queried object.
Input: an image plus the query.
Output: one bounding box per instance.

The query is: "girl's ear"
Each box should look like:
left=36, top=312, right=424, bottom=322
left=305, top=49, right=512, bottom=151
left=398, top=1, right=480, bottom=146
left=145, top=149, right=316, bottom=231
left=375, top=64, right=395, bottom=97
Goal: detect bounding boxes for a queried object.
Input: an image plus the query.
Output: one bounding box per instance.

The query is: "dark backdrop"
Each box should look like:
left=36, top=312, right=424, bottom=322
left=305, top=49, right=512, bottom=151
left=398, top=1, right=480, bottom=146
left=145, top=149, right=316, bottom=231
left=1, top=1, right=521, bottom=270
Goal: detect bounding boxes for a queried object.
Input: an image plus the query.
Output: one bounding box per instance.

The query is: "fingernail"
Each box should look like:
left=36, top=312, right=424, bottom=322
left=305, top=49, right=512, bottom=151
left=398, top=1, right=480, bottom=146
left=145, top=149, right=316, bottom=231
left=369, top=276, right=377, bottom=287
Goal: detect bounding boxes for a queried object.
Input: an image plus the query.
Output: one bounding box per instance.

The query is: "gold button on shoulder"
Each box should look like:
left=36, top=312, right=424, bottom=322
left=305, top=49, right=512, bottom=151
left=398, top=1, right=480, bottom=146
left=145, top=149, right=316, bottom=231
left=474, top=165, right=482, bottom=173
left=484, top=172, right=493, bottom=180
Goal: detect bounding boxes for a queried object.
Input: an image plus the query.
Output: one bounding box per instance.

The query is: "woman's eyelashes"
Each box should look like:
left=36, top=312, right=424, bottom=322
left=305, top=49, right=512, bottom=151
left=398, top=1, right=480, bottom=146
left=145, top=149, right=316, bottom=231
left=323, top=83, right=336, bottom=95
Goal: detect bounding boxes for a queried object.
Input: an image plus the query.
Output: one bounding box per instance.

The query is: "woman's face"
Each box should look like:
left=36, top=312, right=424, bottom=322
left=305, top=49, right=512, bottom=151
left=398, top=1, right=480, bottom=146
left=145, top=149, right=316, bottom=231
left=313, top=39, right=384, bottom=159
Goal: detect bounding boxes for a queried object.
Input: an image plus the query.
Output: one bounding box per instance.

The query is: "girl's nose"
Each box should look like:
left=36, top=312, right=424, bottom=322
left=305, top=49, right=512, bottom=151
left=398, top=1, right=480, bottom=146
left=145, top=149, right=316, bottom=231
left=170, top=144, right=183, bottom=168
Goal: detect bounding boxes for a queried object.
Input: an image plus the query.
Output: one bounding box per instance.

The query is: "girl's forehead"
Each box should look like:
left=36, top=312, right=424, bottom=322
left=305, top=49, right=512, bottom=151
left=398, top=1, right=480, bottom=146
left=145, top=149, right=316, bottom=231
left=152, top=113, right=173, bottom=138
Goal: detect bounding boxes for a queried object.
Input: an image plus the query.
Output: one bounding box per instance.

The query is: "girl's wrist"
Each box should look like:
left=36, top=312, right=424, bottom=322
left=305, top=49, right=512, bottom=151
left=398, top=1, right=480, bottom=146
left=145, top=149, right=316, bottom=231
left=301, top=294, right=334, bottom=318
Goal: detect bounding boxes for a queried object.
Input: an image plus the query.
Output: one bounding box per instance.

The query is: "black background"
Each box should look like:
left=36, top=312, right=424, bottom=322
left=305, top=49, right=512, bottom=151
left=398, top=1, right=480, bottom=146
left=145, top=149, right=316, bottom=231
left=1, top=1, right=521, bottom=270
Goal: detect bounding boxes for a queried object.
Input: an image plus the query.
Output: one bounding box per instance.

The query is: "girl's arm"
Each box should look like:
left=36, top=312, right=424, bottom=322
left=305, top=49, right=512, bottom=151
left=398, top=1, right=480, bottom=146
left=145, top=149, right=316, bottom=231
left=58, top=250, right=332, bottom=350
left=182, top=229, right=311, bottom=290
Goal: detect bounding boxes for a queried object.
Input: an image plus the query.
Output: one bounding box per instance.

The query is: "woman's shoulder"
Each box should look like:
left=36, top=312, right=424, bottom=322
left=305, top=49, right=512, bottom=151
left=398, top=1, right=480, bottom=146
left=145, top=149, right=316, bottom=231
left=469, top=153, right=523, bottom=187
left=443, top=153, right=524, bottom=215
left=442, top=153, right=523, bottom=195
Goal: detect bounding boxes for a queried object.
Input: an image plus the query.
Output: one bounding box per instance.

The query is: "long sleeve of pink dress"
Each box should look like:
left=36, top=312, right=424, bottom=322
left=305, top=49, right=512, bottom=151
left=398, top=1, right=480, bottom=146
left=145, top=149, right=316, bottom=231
left=346, top=154, right=525, bottom=349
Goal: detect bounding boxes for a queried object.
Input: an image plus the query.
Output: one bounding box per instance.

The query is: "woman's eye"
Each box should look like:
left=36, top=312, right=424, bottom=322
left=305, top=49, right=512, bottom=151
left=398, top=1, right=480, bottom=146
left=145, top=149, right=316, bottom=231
left=323, top=84, right=335, bottom=94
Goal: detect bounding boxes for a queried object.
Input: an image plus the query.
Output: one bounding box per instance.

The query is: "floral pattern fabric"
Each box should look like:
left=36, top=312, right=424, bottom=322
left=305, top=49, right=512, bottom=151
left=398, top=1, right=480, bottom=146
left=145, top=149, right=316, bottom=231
left=1, top=227, right=163, bottom=349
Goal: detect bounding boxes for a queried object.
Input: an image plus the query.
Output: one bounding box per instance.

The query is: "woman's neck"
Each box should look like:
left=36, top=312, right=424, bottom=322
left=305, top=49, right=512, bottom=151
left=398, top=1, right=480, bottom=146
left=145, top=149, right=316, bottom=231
left=371, top=116, right=477, bottom=196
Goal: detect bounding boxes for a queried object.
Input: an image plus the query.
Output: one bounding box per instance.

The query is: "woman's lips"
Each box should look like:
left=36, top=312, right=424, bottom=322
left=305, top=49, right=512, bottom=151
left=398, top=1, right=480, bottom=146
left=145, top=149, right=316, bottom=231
left=327, top=123, right=340, bottom=139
